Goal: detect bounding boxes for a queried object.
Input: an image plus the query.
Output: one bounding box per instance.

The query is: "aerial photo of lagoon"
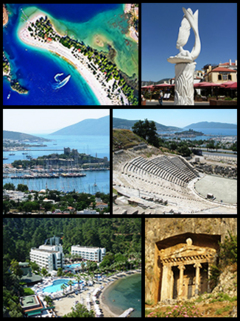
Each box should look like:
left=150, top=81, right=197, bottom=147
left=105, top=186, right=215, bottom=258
left=3, top=4, right=138, bottom=105
left=3, top=109, right=110, bottom=214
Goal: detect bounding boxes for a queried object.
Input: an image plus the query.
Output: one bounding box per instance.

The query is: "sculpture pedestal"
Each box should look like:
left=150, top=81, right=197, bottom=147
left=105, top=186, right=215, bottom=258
left=174, top=62, right=196, bottom=105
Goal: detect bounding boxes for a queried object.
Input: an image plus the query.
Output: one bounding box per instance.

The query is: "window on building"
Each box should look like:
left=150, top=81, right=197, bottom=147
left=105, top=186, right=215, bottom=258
left=218, top=74, right=222, bottom=80
left=228, top=74, right=232, bottom=80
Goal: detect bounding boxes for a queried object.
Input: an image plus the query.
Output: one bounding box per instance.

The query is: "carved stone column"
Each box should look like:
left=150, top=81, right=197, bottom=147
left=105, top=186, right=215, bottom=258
left=178, top=264, right=186, bottom=299
left=194, top=262, right=202, bottom=295
left=161, top=264, right=173, bottom=301
left=174, top=62, right=196, bottom=105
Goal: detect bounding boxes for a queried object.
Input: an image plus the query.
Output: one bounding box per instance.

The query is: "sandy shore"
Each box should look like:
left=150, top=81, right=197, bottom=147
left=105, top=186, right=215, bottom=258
left=51, top=271, right=141, bottom=317
left=52, top=279, right=117, bottom=317
left=18, top=14, right=126, bottom=105
left=100, top=270, right=141, bottom=317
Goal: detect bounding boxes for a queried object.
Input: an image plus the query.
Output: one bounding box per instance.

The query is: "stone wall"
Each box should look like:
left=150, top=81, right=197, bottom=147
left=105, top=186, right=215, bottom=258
left=192, top=163, right=237, bottom=178
left=145, top=218, right=237, bottom=304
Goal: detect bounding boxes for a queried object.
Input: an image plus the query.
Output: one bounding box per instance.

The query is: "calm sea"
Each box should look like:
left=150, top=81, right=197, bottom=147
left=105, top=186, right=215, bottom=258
left=3, top=134, right=109, bottom=194
left=3, top=4, right=138, bottom=105
left=102, top=273, right=141, bottom=318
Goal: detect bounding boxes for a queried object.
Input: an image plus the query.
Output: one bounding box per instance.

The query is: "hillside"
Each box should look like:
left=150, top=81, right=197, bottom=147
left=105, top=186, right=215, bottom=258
left=51, top=115, right=109, bottom=136
left=113, top=129, right=147, bottom=151
left=113, top=117, right=181, bottom=132
left=3, top=130, right=50, bottom=142
left=184, top=121, right=237, bottom=129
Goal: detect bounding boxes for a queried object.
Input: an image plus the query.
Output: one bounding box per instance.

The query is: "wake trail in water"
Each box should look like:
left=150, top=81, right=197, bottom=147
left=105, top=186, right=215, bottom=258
left=52, top=73, right=71, bottom=90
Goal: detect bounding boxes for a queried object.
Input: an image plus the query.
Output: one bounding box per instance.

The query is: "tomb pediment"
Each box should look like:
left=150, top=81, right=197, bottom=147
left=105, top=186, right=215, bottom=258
left=159, top=239, right=216, bottom=266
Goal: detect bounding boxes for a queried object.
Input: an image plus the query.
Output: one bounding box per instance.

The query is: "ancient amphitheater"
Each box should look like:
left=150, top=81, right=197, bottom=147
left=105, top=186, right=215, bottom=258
left=113, top=146, right=237, bottom=214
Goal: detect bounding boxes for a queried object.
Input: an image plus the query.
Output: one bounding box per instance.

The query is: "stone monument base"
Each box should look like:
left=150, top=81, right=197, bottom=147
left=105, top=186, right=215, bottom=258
left=174, top=62, right=196, bottom=105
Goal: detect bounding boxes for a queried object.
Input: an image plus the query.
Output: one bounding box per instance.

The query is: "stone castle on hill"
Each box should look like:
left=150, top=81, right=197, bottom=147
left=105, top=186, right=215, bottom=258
left=42, top=147, right=109, bottom=168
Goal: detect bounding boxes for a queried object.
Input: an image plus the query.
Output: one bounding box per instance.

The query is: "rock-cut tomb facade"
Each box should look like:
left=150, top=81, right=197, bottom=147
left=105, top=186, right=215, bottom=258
left=154, top=233, right=219, bottom=303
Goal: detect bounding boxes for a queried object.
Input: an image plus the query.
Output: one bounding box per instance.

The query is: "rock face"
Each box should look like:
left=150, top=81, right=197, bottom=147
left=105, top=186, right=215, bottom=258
left=3, top=4, right=8, bottom=26
left=145, top=218, right=237, bottom=304
left=193, top=163, right=237, bottom=179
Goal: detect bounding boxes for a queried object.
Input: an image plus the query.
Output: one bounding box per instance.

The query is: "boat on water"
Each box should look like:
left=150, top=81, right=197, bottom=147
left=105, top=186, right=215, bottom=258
left=7, top=92, right=11, bottom=99
left=3, top=157, right=8, bottom=160
left=22, top=152, right=28, bottom=154
left=26, top=155, right=32, bottom=159
left=9, top=153, right=15, bottom=155
left=52, top=73, right=71, bottom=90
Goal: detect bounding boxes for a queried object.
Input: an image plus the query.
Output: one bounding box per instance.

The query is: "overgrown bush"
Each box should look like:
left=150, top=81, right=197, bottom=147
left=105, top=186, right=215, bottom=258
left=219, top=230, right=237, bottom=265
left=146, top=303, right=204, bottom=318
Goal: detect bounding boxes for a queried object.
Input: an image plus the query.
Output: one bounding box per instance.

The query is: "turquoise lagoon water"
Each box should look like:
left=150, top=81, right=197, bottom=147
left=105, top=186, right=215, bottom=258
left=42, top=278, right=80, bottom=293
left=3, top=4, right=138, bottom=105
left=102, top=273, right=141, bottom=318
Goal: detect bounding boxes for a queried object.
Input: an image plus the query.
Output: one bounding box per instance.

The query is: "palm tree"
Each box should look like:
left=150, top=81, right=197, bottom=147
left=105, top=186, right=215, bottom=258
left=61, top=283, right=67, bottom=295
left=80, top=261, right=85, bottom=272
left=44, top=296, right=53, bottom=307
left=68, top=279, right=74, bottom=291
left=75, top=273, right=82, bottom=290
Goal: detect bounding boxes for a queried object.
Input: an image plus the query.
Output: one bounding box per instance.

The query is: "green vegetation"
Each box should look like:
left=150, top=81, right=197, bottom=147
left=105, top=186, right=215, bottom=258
left=209, top=231, right=237, bottom=288
left=10, top=80, right=28, bottom=94
left=113, top=128, right=146, bottom=151
left=3, top=188, right=110, bottom=214
left=175, top=129, right=204, bottom=136
left=28, top=15, right=138, bottom=105
left=3, top=218, right=141, bottom=317
left=3, top=130, right=50, bottom=142
left=63, top=303, right=94, bottom=317
left=132, top=119, right=159, bottom=148
left=146, top=302, right=203, bottom=318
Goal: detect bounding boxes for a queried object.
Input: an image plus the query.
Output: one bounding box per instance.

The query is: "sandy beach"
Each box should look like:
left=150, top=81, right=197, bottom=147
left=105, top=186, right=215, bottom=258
left=18, top=14, right=127, bottom=105
left=51, top=279, right=118, bottom=317
left=47, top=271, right=141, bottom=317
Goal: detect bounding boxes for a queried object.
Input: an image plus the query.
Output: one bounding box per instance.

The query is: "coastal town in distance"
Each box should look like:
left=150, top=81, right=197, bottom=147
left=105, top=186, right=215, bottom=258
left=3, top=218, right=142, bottom=317
left=3, top=4, right=138, bottom=105
left=3, top=109, right=110, bottom=215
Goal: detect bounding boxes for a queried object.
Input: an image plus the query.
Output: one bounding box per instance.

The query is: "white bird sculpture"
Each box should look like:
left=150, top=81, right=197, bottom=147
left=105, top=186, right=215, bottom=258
left=167, top=7, right=201, bottom=63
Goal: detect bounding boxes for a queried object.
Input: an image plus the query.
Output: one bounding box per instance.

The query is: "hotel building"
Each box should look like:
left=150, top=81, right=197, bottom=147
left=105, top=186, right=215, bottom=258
left=30, top=236, right=64, bottom=272
left=71, top=245, right=106, bottom=262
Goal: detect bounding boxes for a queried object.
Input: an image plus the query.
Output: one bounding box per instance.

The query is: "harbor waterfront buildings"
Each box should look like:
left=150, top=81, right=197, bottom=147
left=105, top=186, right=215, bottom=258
left=71, top=245, right=106, bottom=263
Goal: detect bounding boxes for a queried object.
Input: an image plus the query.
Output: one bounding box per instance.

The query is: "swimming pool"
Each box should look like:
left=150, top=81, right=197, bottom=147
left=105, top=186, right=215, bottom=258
left=64, top=262, right=86, bottom=269
left=42, top=278, right=81, bottom=293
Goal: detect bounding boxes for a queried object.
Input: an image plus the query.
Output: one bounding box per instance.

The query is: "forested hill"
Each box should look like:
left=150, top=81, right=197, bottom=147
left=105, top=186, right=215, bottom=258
left=184, top=121, right=237, bottom=129
left=50, top=115, right=109, bottom=136
left=3, top=218, right=141, bottom=263
left=3, top=130, right=50, bottom=142
left=113, top=117, right=181, bottom=131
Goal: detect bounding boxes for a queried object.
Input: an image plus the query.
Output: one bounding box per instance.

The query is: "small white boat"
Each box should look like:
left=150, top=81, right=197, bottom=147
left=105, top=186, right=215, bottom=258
left=7, top=91, right=11, bottom=99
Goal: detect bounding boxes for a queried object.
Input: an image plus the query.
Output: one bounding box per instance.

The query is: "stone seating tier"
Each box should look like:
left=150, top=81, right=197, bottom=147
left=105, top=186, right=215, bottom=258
left=124, top=156, right=198, bottom=187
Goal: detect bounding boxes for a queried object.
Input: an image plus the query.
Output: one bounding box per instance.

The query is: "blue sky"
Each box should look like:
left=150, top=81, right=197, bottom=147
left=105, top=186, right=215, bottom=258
left=3, top=109, right=109, bottom=134
left=113, top=109, right=237, bottom=128
left=142, top=3, right=237, bottom=81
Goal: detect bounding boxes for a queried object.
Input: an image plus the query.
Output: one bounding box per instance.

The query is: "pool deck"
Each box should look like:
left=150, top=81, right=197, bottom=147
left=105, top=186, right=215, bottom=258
left=33, top=270, right=141, bottom=317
